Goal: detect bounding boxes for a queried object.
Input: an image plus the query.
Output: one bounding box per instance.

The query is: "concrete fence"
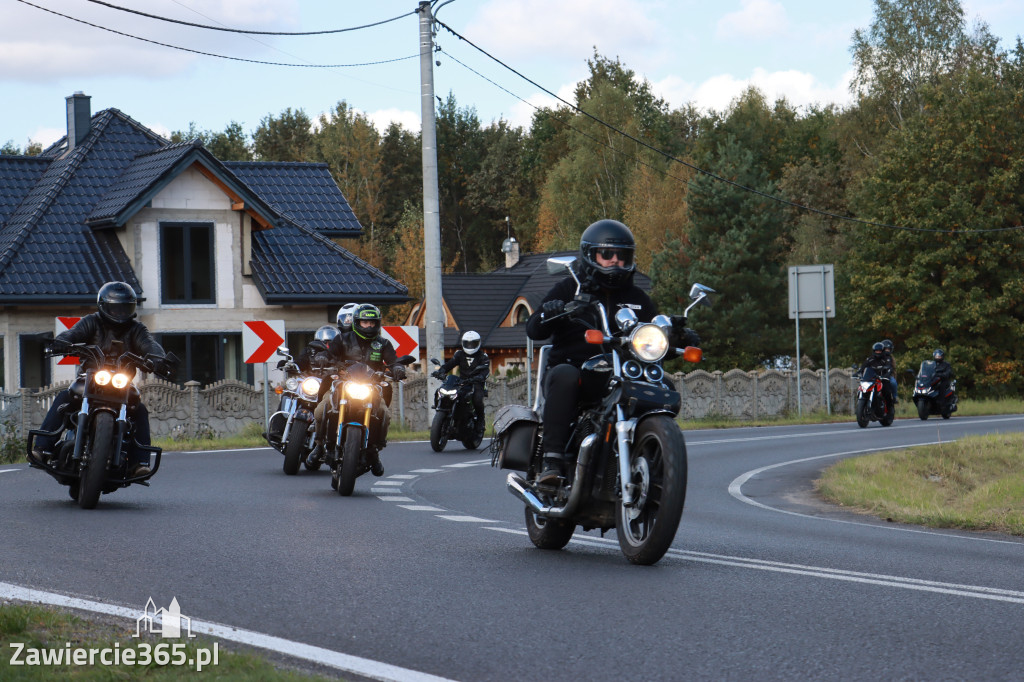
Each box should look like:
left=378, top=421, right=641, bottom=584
left=0, top=368, right=858, bottom=440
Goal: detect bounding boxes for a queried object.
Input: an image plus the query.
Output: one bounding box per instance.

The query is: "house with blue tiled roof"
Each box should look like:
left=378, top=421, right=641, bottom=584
left=0, top=93, right=407, bottom=389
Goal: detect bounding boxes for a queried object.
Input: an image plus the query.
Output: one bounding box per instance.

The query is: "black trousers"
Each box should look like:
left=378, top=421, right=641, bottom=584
left=470, top=383, right=486, bottom=422
left=540, top=364, right=581, bottom=455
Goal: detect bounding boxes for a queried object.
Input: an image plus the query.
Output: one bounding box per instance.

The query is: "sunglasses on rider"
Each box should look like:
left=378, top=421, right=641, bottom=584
left=594, top=248, right=632, bottom=262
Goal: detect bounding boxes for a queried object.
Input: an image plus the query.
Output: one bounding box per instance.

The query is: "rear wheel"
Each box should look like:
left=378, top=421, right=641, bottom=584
left=429, top=410, right=449, bottom=452
left=917, top=400, right=930, bottom=420
left=616, top=415, right=687, bottom=565
left=525, top=508, right=574, bottom=550
left=880, top=398, right=894, bottom=427
left=461, top=422, right=483, bottom=450
left=337, top=428, right=362, bottom=496
left=856, top=397, right=869, bottom=428
left=78, top=413, right=114, bottom=509
left=282, top=417, right=309, bottom=475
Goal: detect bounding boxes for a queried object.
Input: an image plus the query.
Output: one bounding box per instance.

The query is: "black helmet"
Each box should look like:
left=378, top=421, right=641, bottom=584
left=315, top=325, right=339, bottom=344
left=461, top=330, right=481, bottom=355
left=97, top=281, right=137, bottom=325
left=872, top=342, right=884, bottom=358
left=353, top=303, right=382, bottom=340
left=933, top=348, right=945, bottom=361
left=336, top=303, right=359, bottom=334
left=579, top=219, right=636, bottom=289
left=882, top=339, right=893, bottom=353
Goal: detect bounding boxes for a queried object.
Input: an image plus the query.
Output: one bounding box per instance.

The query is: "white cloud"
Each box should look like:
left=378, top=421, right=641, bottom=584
left=28, top=127, right=64, bottom=148
left=365, top=108, right=421, bottom=134
left=656, top=68, right=854, bottom=114
left=716, top=0, right=788, bottom=40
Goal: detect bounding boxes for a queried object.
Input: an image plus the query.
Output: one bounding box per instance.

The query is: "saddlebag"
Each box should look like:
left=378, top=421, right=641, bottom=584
left=489, top=404, right=540, bottom=472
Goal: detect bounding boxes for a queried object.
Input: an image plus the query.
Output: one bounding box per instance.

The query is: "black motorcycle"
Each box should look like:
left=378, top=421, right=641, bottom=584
left=855, top=365, right=895, bottom=428
left=325, top=356, right=415, bottom=496
left=27, top=339, right=177, bottom=509
left=428, top=358, right=484, bottom=452
left=266, top=346, right=334, bottom=475
left=492, top=255, right=713, bottom=565
left=912, top=360, right=958, bottom=420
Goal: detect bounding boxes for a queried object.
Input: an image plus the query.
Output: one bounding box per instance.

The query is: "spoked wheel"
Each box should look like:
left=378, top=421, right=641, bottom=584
left=917, top=400, right=929, bottom=420
left=78, top=413, right=113, bottom=509
left=337, top=428, right=362, bottom=496
left=282, top=417, right=309, bottom=475
left=429, top=411, right=449, bottom=452
left=525, top=507, right=574, bottom=550
left=615, top=415, right=687, bottom=565
left=856, top=397, right=870, bottom=428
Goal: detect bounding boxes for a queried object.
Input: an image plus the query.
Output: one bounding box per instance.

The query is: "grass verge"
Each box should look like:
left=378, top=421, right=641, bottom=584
left=816, top=431, right=1024, bottom=536
left=0, top=602, right=335, bottom=680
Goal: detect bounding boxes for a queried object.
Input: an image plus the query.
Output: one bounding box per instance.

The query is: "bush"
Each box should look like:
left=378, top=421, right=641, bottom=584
left=0, top=416, right=25, bottom=465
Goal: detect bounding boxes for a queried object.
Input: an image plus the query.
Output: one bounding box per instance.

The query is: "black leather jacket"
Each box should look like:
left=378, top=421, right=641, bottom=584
left=296, top=339, right=329, bottom=372
left=55, top=312, right=165, bottom=373
left=437, top=349, right=490, bottom=384
left=859, top=355, right=894, bottom=376
left=322, top=331, right=404, bottom=379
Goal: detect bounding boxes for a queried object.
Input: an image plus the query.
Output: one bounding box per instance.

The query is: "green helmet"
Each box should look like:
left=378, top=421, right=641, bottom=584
left=353, top=303, right=382, bottom=340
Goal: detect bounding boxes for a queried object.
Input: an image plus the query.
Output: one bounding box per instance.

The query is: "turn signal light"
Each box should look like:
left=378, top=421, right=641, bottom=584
left=682, top=346, right=703, bottom=363
left=585, top=329, right=605, bottom=345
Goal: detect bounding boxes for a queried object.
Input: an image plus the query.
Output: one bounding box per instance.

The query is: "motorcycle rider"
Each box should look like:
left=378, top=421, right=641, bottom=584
left=431, top=330, right=490, bottom=437
left=310, top=303, right=406, bottom=476
left=336, top=302, right=360, bottom=335
left=931, top=348, right=954, bottom=405
left=881, top=339, right=898, bottom=403
left=859, top=342, right=896, bottom=406
left=297, top=325, right=340, bottom=373
left=525, top=219, right=700, bottom=485
left=30, top=281, right=170, bottom=477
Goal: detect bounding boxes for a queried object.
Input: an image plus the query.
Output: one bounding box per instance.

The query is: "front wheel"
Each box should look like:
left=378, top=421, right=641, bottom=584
left=616, top=415, right=687, bottom=565
left=917, top=400, right=930, bottom=421
left=282, top=417, right=309, bottom=475
left=429, top=410, right=449, bottom=452
left=78, top=412, right=114, bottom=509
left=525, top=508, right=574, bottom=550
left=337, top=428, right=362, bottom=496
left=856, top=397, right=869, bottom=428
left=880, top=398, right=894, bottom=427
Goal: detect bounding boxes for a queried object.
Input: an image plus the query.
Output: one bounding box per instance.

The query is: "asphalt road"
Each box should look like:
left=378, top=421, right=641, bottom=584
left=2, top=414, right=1024, bottom=681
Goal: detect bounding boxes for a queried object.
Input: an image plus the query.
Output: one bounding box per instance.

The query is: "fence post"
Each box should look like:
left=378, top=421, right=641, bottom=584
left=19, top=387, right=32, bottom=439
left=752, top=371, right=759, bottom=419
left=185, top=381, right=200, bottom=438
left=713, top=371, right=723, bottom=415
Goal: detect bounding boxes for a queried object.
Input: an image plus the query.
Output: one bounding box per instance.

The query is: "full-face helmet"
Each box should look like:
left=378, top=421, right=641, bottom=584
left=336, top=303, right=360, bottom=334
left=97, top=281, right=137, bottom=326
left=353, top=303, right=382, bottom=340
left=461, top=330, right=481, bottom=355
left=933, top=348, right=945, bottom=362
left=578, top=219, right=636, bottom=289
left=315, top=325, right=339, bottom=344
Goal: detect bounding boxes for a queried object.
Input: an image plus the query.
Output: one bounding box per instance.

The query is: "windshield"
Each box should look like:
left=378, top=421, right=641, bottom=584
left=917, top=360, right=936, bottom=380
left=860, top=366, right=879, bottom=381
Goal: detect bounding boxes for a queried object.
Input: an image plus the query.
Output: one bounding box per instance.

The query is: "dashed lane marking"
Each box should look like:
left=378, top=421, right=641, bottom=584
left=397, top=505, right=445, bottom=512
left=436, top=515, right=498, bottom=523
left=376, top=496, right=414, bottom=502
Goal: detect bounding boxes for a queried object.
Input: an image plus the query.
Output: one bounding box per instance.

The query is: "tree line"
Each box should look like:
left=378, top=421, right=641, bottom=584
left=5, top=0, right=1021, bottom=396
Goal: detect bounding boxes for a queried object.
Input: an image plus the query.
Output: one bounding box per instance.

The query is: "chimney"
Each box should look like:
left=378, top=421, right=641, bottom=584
left=65, top=92, right=91, bottom=151
left=501, top=237, right=520, bottom=269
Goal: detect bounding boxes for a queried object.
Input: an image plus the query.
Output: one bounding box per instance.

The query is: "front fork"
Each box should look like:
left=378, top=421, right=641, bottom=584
left=335, top=402, right=373, bottom=452
left=614, top=405, right=638, bottom=506
left=71, top=397, right=90, bottom=461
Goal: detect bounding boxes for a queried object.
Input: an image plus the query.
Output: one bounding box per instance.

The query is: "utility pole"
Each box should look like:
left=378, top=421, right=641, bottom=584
left=418, top=1, right=444, bottom=415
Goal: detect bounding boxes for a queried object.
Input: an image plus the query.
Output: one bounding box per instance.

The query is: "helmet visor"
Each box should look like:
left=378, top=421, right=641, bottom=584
left=589, top=246, right=634, bottom=268
left=462, top=337, right=481, bottom=352
left=101, top=300, right=135, bottom=323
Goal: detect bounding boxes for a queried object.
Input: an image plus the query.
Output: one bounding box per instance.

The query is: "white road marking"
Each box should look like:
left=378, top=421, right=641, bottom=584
left=436, top=515, right=497, bottom=523
left=442, top=459, right=489, bottom=468
left=728, top=443, right=1024, bottom=545
left=371, top=480, right=404, bottom=486
left=0, top=468, right=20, bottom=474
left=409, top=468, right=443, bottom=473
left=398, top=505, right=445, bottom=512
left=387, top=475, right=418, bottom=479
left=376, top=496, right=414, bottom=502
left=485, top=528, right=1024, bottom=604
left=0, top=582, right=456, bottom=682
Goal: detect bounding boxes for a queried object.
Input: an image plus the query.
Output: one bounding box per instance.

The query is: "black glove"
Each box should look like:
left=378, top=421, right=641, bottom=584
left=670, top=315, right=701, bottom=347
left=391, top=366, right=407, bottom=381
left=431, top=369, right=444, bottom=379
left=542, top=299, right=565, bottom=318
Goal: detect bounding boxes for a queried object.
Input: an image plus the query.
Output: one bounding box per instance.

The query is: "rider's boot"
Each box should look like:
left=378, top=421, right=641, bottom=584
left=306, top=442, right=324, bottom=466
left=536, top=452, right=567, bottom=485
left=369, top=448, right=384, bottom=477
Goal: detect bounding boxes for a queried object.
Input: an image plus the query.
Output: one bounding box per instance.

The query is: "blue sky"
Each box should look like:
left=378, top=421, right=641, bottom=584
left=2, top=0, right=1022, bottom=149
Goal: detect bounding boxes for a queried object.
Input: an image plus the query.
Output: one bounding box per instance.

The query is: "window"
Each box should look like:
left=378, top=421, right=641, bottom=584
left=157, top=333, right=250, bottom=387
left=19, top=333, right=52, bottom=389
left=513, top=304, right=530, bottom=325
left=161, top=223, right=214, bottom=303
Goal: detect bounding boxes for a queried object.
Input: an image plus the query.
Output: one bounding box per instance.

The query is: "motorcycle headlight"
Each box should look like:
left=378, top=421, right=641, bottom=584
left=860, top=381, right=872, bottom=391
left=111, top=373, right=130, bottom=389
left=345, top=382, right=371, bottom=400
left=630, top=324, right=669, bottom=362
left=285, top=377, right=300, bottom=392
left=94, top=370, right=112, bottom=386
left=300, top=376, right=321, bottom=398
left=439, top=388, right=457, bottom=396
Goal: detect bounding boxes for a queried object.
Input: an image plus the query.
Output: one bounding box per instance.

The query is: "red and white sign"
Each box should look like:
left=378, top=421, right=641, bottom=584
left=242, top=320, right=286, bottom=364
left=382, top=325, right=420, bottom=358
left=54, top=317, right=82, bottom=365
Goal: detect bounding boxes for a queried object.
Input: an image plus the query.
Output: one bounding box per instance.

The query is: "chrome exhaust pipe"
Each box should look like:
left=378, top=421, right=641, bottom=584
left=506, top=434, right=596, bottom=519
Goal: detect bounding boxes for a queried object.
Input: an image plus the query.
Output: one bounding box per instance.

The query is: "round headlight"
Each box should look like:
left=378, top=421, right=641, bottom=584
left=345, top=382, right=371, bottom=400
left=630, top=324, right=669, bottom=362
left=94, top=370, right=112, bottom=386
left=300, top=376, right=321, bottom=398
left=285, top=377, right=299, bottom=392
left=111, top=373, right=130, bottom=389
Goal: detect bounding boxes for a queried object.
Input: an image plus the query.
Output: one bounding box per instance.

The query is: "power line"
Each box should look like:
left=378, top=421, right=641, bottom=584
left=435, top=19, right=1024, bottom=234
left=15, top=0, right=418, bottom=68
left=85, top=0, right=414, bottom=35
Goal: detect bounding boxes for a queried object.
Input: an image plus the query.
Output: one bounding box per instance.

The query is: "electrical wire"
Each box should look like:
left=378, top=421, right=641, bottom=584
left=15, top=0, right=418, bottom=68
left=84, top=0, right=414, bottom=35
left=435, top=19, right=1024, bottom=234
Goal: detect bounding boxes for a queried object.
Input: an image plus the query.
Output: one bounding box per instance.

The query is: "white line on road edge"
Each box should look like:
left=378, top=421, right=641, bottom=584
left=0, top=582, right=456, bottom=682
left=728, top=442, right=1024, bottom=545
left=484, top=528, right=1024, bottom=605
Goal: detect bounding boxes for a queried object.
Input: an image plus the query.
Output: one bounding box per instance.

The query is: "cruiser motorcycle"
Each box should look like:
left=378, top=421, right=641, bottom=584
left=492, top=255, right=713, bottom=565
left=428, top=358, right=484, bottom=452
left=855, top=365, right=895, bottom=428
left=266, top=346, right=334, bottom=475
left=325, top=355, right=415, bottom=496
left=27, top=339, right=178, bottom=509
left=911, top=360, right=957, bottom=420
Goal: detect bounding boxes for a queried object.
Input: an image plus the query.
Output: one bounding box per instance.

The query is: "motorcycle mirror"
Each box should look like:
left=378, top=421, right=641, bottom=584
left=682, top=346, right=703, bottom=363
left=545, top=255, right=576, bottom=275
left=396, top=355, right=416, bottom=365
left=430, top=358, right=441, bottom=366
left=276, top=345, right=289, bottom=356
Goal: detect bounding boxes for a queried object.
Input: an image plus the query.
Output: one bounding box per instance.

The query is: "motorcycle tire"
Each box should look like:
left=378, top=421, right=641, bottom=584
left=68, top=481, right=80, bottom=501
left=856, top=397, right=870, bottom=428
left=917, top=401, right=930, bottom=421
left=525, top=508, right=574, bottom=550
left=941, top=409, right=952, bottom=420
left=880, top=401, right=894, bottom=427
left=461, top=428, right=483, bottom=451
left=282, top=417, right=309, bottom=475
left=616, top=415, right=687, bottom=566
left=337, top=428, right=361, bottom=497
left=78, top=412, right=114, bottom=510
left=429, top=410, right=449, bottom=452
